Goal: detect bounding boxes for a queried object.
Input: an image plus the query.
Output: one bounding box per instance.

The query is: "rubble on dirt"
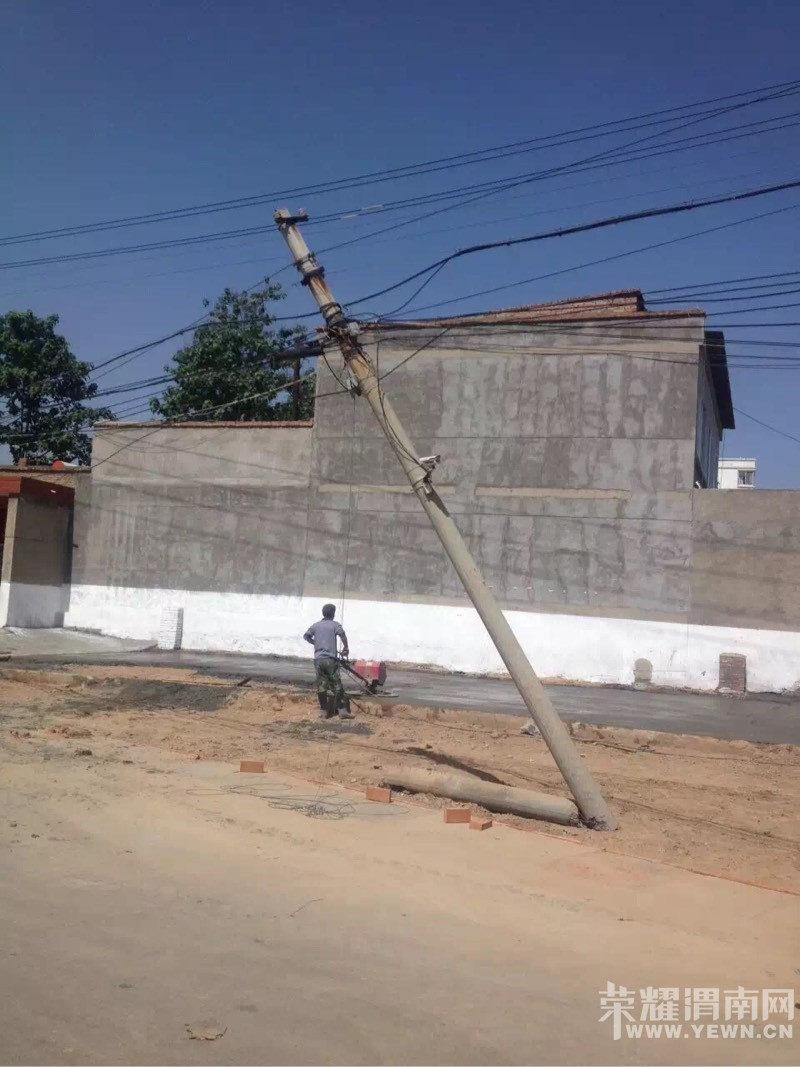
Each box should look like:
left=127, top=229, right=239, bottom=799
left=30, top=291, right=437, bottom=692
left=1, top=664, right=798, bottom=892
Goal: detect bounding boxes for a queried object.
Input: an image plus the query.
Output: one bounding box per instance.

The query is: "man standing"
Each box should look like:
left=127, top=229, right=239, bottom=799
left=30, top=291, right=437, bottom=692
left=303, top=603, right=352, bottom=719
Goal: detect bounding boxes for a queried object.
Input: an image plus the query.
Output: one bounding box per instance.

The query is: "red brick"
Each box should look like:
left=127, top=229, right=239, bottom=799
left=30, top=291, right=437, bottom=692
left=470, top=817, right=493, bottom=831
left=443, top=807, right=471, bottom=824
left=366, top=785, right=392, bottom=803
left=239, top=759, right=265, bottom=773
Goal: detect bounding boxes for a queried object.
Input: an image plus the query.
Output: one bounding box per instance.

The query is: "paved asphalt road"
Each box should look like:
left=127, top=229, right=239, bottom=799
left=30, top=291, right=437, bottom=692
left=17, top=648, right=800, bottom=744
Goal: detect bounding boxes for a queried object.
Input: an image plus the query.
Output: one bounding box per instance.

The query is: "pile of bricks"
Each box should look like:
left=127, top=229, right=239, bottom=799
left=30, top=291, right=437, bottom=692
left=443, top=807, right=492, bottom=831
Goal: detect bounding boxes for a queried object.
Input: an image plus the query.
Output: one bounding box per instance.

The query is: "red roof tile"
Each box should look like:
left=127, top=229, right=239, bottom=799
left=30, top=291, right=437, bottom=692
left=368, top=289, right=705, bottom=328
left=94, top=420, right=313, bottom=429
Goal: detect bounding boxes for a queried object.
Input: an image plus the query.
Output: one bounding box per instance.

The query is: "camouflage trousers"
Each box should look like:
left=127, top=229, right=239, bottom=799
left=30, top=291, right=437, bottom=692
left=315, top=657, right=345, bottom=701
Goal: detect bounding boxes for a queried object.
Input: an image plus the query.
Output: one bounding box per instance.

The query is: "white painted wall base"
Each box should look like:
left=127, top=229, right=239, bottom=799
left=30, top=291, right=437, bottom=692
left=0, top=581, right=10, bottom=628
left=64, top=584, right=800, bottom=694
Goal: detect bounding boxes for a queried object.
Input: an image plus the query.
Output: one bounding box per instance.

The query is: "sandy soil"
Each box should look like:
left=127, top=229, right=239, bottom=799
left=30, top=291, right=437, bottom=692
left=1, top=663, right=798, bottom=893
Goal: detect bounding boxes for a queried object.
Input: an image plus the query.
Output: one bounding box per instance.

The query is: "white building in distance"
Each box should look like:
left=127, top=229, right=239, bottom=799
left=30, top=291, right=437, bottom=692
left=718, top=457, right=756, bottom=488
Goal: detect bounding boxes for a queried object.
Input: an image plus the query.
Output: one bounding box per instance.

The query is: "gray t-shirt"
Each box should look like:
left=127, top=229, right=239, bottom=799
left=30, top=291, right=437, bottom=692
left=303, top=618, right=347, bottom=660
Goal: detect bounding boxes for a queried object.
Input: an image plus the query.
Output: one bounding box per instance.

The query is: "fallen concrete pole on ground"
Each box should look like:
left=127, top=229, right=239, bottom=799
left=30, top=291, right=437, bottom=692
left=381, top=767, right=580, bottom=826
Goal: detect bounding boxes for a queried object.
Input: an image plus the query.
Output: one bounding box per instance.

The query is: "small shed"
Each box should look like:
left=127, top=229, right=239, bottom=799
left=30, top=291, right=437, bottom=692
left=0, top=475, right=75, bottom=628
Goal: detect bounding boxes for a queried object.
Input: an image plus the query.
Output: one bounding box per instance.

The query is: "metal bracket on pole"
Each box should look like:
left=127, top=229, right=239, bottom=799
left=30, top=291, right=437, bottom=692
left=274, top=208, right=309, bottom=226
left=295, top=254, right=327, bottom=286
left=418, top=455, right=441, bottom=474
left=344, top=369, right=362, bottom=396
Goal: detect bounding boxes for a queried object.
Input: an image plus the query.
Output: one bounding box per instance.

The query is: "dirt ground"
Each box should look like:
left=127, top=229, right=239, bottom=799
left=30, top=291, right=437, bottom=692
left=2, top=663, right=799, bottom=893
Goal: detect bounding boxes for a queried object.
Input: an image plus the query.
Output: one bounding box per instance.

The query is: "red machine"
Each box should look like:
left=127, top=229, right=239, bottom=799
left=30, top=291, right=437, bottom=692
left=339, top=657, right=387, bottom=694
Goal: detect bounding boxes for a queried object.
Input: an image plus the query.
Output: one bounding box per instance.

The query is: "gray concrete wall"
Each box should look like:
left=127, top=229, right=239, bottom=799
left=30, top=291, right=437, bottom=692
left=67, top=322, right=800, bottom=680
left=305, top=319, right=704, bottom=615
left=72, top=425, right=313, bottom=596
left=326, top=320, right=705, bottom=492
left=690, top=489, right=800, bottom=630
left=304, top=485, right=693, bottom=620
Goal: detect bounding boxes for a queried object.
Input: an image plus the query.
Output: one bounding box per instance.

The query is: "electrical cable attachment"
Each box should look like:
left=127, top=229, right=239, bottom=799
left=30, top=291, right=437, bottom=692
left=344, top=370, right=362, bottom=396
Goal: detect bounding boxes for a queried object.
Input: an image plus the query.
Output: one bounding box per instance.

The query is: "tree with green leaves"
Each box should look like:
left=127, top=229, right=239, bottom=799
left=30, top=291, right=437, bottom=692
left=0, top=310, right=113, bottom=465
left=150, top=283, right=315, bottom=422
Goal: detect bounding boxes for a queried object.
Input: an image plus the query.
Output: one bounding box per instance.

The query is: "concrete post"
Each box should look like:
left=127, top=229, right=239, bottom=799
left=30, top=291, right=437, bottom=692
left=274, top=209, right=617, bottom=831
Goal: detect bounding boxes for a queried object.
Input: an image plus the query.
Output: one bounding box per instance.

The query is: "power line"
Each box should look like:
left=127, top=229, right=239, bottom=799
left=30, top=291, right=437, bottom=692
left=705, top=298, right=800, bottom=315
left=305, top=107, right=800, bottom=232
left=647, top=269, right=800, bottom=295
left=317, top=166, right=797, bottom=251
left=3, top=93, right=798, bottom=275
left=378, top=327, right=454, bottom=382
left=88, top=266, right=295, bottom=379
left=94, top=375, right=174, bottom=399
left=347, top=178, right=800, bottom=314
left=734, top=407, right=800, bottom=446
left=0, top=222, right=277, bottom=272
left=34, top=375, right=177, bottom=413
left=89, top=321, right=209, bottom=375
left=84, top=375, right=320, bottom=471
left=722, top=337, right=800, bottom=347
left=388, top=199, right=800, bottom=319
left=11, top=185, right=799, bottom=433
left=299, top=119, right=800, bottom=278
left=4, top=76, right=798, bottom=248
left=370, top=318, right=800, bottom=342
left=1, top=154, right=788, bottom=300
left=301, top=99, right=800, bottom=265
left=363, top=332, right=800, bottom=369
left=0, top=369, right=343, bottom=447
left=651, top=285, right=800, bottom=304
left=0, top=252, right=289, bottom=301
left=2, top=272, right=306, bottom=437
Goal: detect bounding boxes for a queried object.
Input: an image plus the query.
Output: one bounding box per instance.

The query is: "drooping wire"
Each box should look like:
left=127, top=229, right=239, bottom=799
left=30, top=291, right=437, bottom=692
left=372, top=337, right=421, bottom=470
left=734, top=407, right=800, bottom=446
left=386, top=198, right=800, bottom=319
left=344, top=177, right=800, bottom=314
left=379, top=262, right=451, bottom=319
left=376, top=326, right=453, bottom=383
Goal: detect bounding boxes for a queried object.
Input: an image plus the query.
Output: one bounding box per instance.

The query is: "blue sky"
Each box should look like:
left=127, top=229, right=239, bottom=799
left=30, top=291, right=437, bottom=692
left=2, top=0, right=799, bottom=485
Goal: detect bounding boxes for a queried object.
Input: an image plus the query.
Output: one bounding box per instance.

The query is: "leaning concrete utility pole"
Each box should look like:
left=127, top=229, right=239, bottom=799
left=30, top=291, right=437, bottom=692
left=274, top=209, right=617, bottom=831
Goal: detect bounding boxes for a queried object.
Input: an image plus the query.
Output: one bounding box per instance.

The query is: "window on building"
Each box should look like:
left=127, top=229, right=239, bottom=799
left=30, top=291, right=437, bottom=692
left=737, top=469, right=754, bottom=487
